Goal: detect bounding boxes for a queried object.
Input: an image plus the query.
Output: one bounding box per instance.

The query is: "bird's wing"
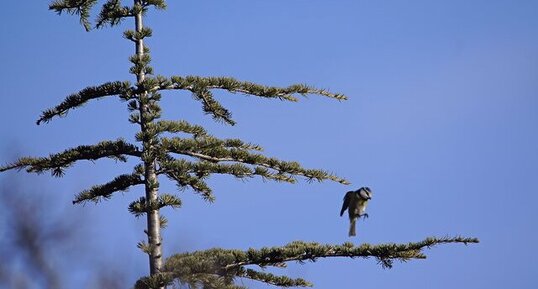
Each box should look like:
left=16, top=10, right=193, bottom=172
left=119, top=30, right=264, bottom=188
left=340, top=191, right=353, bottom=216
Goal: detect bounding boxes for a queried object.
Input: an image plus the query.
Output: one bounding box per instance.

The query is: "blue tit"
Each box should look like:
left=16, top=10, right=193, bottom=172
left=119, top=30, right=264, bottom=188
left=340, top=187, right=372, bottom=237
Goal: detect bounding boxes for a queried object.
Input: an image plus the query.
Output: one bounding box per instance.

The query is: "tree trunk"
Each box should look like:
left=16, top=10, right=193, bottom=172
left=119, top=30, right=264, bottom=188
left=134, top=1, right=164, bottom=287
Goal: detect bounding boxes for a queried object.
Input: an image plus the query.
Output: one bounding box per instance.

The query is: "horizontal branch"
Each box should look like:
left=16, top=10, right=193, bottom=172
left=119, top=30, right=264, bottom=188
left=162, top=136, right=262, bottom=153
left=136, top=236, right=478, bottom=288
left=0, top=139, right=141, bottom=177
left=136, top=75, right=347, bottom=125
left=135, top=120, right=209, bottom=143
left=37, top=81, right=132, bottom=125
left=73, top=173, right=144, bottom=204
left=223, top=236, right=479, bottom=269
left=162, top=158, right=298, bottom=183
left=158, top=76, right=348, bottom=101
left=153, top=120, right=208, bottom=137
left=157, top=157, right=301, bottom=202
left=161, top=137, right=349, bottom=185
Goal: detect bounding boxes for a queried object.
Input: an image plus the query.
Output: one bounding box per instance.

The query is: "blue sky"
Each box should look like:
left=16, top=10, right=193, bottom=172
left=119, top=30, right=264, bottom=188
left=1, top=0, right=537, bottom=288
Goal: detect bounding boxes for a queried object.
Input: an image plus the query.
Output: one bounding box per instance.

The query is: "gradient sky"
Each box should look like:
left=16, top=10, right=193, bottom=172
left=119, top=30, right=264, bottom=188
left=1, top=1, right=537, bottom=288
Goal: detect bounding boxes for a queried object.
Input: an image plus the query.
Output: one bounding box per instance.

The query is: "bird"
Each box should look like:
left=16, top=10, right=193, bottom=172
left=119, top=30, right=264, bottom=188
left=340, top=187, right=372, bottom=237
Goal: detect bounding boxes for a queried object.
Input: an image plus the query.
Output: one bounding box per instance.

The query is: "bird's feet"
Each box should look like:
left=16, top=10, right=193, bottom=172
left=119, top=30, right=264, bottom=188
left=361, top=213, right=369, bottom=219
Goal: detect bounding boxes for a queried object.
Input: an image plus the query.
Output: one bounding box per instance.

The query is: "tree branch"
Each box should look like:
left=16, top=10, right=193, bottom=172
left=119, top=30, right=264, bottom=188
left=128, top=194, right=181, bottom=217
left=73, top=173, right=144, bottom=204
left=158, top=159, right=215, bottom=202
left=158, top=76, right=348, bottom=101
left=191, top=87, right=235, bottom=125
left=135, top=236, right=478, bottom=289
left=0, top=139, right=141, bottom=176
left=37, top=81, right=132, bottom=125
left=157, top=157, right=299, bottom=202
left=135, top=120, right=210, bottom=143
left=96, top=0, right=134, bottom=28
left=236, top=269, right=311, bottom=288
left=49, top=0, right=98, bottom=31
left=161, top=137, right=349, bottom=185
left=222, top=237, right=479, bottom=269
left=136, top=75, right=347, bottom=125
left=152, top=120, right=208, bottom=137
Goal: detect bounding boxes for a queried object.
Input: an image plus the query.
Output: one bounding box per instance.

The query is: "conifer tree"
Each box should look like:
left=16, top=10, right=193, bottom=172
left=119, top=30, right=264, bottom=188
left=1, top=1, right=478, bottom=288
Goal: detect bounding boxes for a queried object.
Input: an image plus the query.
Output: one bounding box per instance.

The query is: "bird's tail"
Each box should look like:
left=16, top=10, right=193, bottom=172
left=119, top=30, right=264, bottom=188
left=348, top=218, right=356, bottom=237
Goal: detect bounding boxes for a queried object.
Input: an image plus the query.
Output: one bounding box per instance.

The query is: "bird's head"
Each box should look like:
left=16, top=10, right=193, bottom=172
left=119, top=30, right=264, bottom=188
left=358, top=187, right=373, bottom=200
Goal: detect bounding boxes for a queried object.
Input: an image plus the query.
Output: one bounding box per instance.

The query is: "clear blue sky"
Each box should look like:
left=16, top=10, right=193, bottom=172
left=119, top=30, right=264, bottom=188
left=1, top=0, right=537, bottom=288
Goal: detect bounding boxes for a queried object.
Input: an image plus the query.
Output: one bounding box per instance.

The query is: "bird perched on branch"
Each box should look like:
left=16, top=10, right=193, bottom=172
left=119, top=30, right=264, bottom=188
left=340, top=187, right=372, bottom=237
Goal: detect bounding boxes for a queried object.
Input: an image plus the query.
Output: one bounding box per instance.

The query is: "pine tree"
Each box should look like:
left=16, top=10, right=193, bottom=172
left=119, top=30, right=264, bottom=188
left=1, top=1, right=478, bottom=288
